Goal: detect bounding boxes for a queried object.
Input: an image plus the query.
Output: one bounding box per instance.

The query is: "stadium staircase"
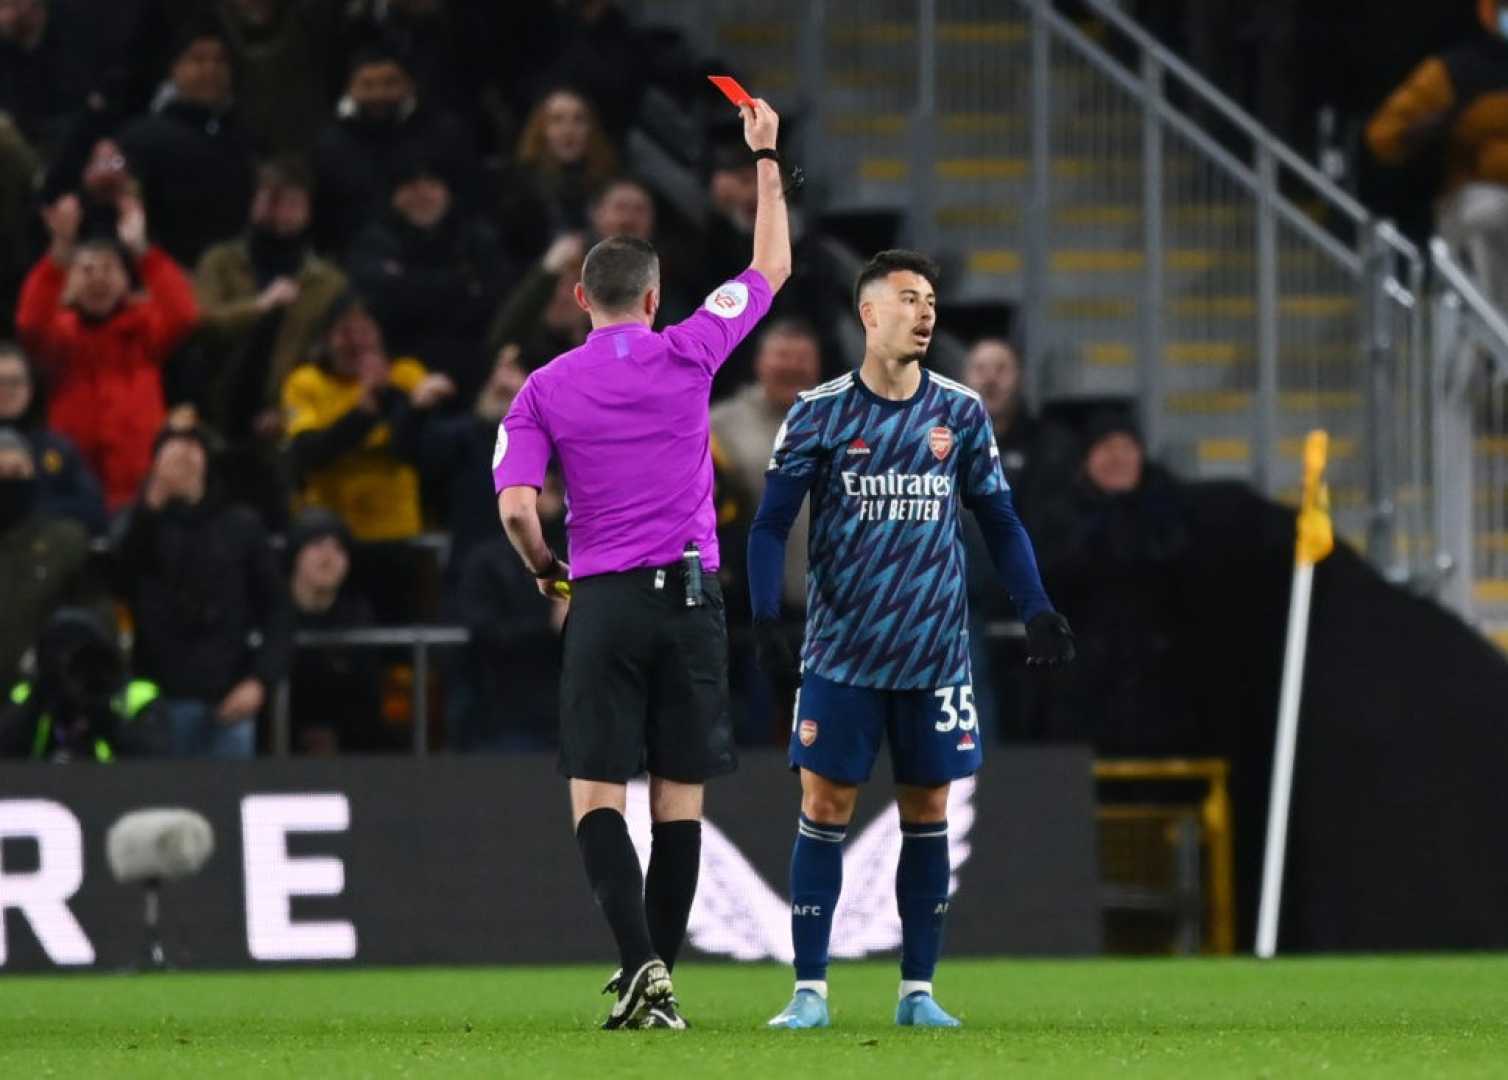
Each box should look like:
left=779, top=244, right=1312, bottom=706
left=637, top=0, right=1508, bottom=642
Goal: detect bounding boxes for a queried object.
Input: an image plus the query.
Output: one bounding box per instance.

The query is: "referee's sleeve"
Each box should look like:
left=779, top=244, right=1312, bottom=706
left=492, top=376, right=552, bottom=493
left=663, top=267, right=774, bottom=376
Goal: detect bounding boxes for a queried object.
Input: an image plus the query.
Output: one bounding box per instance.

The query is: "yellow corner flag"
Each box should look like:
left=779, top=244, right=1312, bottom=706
left=1295, top=429, right=1334, bottom=566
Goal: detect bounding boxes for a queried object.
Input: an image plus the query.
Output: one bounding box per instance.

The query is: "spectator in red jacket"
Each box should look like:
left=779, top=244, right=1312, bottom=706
left=16, top=193, right=198, bottom=512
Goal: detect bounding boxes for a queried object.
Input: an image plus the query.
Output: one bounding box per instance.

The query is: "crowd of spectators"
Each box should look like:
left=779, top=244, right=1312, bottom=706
left=0, top=0, right=1216, bottom=762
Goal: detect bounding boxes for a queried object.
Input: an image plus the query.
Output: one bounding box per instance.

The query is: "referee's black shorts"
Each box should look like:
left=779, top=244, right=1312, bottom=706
left=558, top=564, right=736, bottom=783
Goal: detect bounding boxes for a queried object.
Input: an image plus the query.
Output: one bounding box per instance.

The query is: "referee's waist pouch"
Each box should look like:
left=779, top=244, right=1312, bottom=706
left=572, top=561, right=723, bottom=611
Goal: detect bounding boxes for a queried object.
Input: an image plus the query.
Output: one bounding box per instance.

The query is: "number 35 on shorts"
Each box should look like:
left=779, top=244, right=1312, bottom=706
left=933, top=685, right=977, bottom=733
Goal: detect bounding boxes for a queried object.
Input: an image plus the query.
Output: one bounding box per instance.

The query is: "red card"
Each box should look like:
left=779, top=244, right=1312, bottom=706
left=708, top=75, right=753, bottom=107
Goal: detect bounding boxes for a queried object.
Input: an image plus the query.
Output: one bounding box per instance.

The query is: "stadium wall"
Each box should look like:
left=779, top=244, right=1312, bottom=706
left=0, top=748, right=1100, bottom=972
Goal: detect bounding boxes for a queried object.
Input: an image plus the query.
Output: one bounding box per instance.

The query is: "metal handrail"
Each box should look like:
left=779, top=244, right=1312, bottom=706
left=272, top=624, right=472, bottom=758
left=1431, top=238, right=1508, bottom=348
left=1076, top=0, right=1383, bottom=239
left=1043, top=7, right=1363, bottom=275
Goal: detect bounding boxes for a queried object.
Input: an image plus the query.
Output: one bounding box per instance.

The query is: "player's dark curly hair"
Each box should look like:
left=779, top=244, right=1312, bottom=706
left=853, top=249, right=941, bottom=313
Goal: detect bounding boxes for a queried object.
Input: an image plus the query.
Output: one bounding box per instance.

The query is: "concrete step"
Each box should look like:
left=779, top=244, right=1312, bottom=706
left=825, top=111, right=1141, bottom=139
left=1163, top=389, right=1362, bottom=415
left=1037, top=295, right=1356, bottom=321
left=961, top=248, right=1334, bottom=276
left=858, top=155, right=1197, bottom=183
left=715, top=18, right=1031, bottom=49
left=1192, top=436, right=1362, bottom=467
left=1075, top=341, right=1357, bottom=369
left=935, top=203, right=1258, bottom=231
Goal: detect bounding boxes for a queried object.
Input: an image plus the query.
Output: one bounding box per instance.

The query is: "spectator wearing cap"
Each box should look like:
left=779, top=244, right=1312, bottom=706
left=17, top=192, right=198, bottom=512
left=0, top=0, right=91, bottom=159
left=496, top=87, right=620, bottom=260
left=113, top=423, right=292, bottom=759
left=1029, top=411, right=1197, bottom=755
left=218, top=0, right=345, bottom=159
left=117, top=20, right=257, bottom=267
left=347, top=152, right=512, bottom=403
left=0, top=342, right=105, bottom=533
left=0, top=426, right=108, bottom=687
left=285, top=507, right=381, bottom=755
left=312, top=45, right=480, bottom=257
left=196, top=157, right=347, bottom=523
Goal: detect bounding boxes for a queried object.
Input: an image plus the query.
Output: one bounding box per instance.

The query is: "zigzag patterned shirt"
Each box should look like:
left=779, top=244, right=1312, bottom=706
left=766, top=368, right=1008, bottom=689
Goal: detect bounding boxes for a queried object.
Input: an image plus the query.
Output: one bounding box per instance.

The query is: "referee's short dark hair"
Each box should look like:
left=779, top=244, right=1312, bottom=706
left=854, top=249, right=942, bottom=313
left=582, top=235, right=660, bottom=312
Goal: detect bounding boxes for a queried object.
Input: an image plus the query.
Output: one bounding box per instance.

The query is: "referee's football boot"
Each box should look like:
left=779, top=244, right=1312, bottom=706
left=895, top=991, right=961, bottom=1028
left=766, top=989, right=829, bottom=1029
left=600, top=960, right=677, bottom=1030
left=635, top=998, right=689, bottom=1030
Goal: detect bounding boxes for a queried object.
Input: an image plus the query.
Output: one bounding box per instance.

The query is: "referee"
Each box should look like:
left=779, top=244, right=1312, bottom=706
left=493, top=99, right=789, bottom=1030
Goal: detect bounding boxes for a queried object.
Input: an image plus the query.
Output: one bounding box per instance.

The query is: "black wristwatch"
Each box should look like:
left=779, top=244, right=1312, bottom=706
left=752, top=148, right=779, bottom=163
left=532, top=553, right=562, bottom=579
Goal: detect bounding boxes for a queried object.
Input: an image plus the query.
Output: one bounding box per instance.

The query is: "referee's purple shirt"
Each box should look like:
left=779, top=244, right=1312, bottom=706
left=492, top=267, right=774, bottom=578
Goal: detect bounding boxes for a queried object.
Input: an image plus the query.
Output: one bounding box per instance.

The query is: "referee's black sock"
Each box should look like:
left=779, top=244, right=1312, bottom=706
left=575, top=808, right=657, bottom=980
left=645, top=819, right=701, bottom=971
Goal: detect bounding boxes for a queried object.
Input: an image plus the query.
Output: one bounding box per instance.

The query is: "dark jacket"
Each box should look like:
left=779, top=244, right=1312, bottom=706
left=347, top=209, right=511, bottom=400
left=493, top=159, right=595, bottom=262
left=417, top=411, right=501, bottom=584
left=0, top=12, right=91, bottom=157
left=219, top=0, right=344, bottom=158
left=455, top=536, right=561, bottom=750
left=0, top=509, right=100, bottom=686
left=0, top=687, right=157, bottom=761
left=485, top=264, right=581, bottom=373
left=113, top=494, right=292, bottom=702
left=25, top=429, right=107, bottom=535
left=312, top=105, right=479, bottom=257
left=0, top=608, right=159, bottom=762
left=118, top=99, right=257, bottom=267
left=290, top=586, right=381, bottom=751
left=1031, top=464, right=1197, bottom=755
left=195, top=235, right=349, bottom=434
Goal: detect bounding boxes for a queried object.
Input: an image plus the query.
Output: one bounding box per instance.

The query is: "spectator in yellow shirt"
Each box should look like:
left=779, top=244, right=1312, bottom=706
left=282, top=293, right=454, bottom=543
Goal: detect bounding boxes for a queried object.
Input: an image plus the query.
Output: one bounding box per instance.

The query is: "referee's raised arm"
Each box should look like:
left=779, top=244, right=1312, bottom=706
left=745, top=99, right=793, bottom=293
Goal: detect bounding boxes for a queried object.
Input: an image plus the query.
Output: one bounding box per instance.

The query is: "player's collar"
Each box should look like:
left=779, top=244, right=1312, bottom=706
left=854, top=366, right=929, bottom=409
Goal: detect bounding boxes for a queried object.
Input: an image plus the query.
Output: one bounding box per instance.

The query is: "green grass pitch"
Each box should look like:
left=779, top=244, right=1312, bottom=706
left=3, top=956, right=1505, bottom=1077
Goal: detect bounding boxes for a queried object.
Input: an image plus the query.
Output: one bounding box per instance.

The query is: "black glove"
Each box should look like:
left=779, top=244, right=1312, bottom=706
left=753, top=619, right=801, bottom=697
left=1025, top=611, right=1076, bottom=667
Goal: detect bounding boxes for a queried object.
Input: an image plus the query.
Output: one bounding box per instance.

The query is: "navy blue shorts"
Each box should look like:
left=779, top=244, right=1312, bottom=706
left=788, top=671, right=983, bottom=787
